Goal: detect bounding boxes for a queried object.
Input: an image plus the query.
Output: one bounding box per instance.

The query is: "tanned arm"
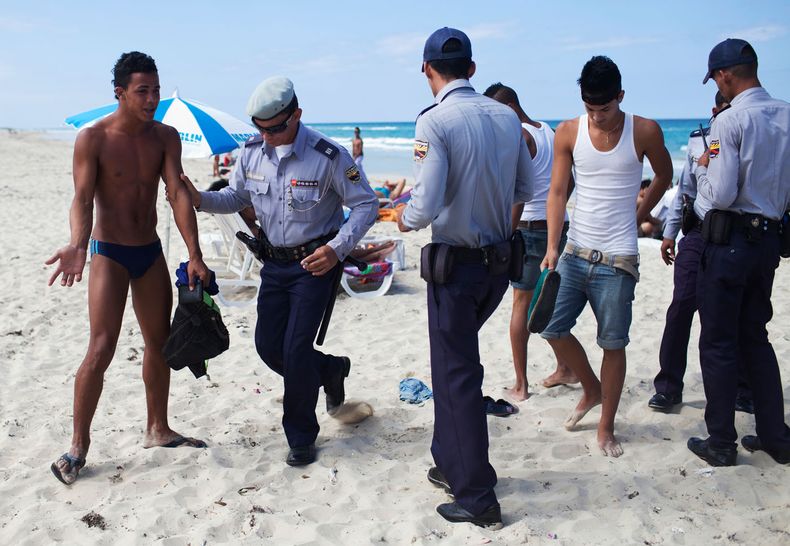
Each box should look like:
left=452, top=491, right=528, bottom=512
left=46, top=128, right=99, bottom=286
left=160, top=126, right=209, bottom=290
left=541, top=120, right=575, bottom=271
left=635, top=118, right=673, bottom=224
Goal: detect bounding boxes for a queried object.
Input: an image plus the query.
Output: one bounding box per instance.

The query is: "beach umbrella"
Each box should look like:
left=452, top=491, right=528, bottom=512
left=64, top=90, right=256, bottom=158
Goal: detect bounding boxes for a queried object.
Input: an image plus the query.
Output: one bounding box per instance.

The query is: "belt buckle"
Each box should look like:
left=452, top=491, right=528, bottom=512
left=589, top=250, right=602, bottom=264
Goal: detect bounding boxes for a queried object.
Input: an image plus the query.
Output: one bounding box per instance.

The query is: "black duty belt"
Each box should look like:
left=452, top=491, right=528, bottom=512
left=739, top=213, right=781, bottom=233
left=452, top=245, right=503, bottom=265
left=261, top=231, right=338, bottom=262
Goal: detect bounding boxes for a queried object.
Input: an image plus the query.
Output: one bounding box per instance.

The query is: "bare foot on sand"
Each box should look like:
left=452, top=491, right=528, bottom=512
left=542, top=370, right=580, bottom=388
left=503, top=385, right=532, bottom=402
left=564, top=393, right=602, bottom=430
left=142, top=429, right=207, bottom=449
left=598, top=429, right=623, bottom=457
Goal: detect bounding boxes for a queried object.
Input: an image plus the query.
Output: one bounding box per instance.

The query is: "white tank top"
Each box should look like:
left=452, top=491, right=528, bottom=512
left=568, top=112, right=643, bottom=255
left=520, top=122, right=555, bottom=221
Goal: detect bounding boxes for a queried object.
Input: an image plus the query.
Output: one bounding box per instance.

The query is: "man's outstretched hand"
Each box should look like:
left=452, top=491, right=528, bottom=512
left=46, top=245, right=87, bottom=287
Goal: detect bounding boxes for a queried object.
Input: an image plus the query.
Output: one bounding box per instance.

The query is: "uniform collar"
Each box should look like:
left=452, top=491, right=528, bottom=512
left=435, top=79, right=474, bottom=104
left=262, top=121, right=308, bottom=160
left=730, top=86, right=768, bottom=106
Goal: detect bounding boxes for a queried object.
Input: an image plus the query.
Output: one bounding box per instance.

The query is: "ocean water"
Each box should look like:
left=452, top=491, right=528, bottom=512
left=309, top=119, right=707, bottom=180
left=43, top=118, right=707, bottom=181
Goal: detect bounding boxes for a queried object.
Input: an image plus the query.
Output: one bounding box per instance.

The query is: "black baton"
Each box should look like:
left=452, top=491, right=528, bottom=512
left=316, top=257, right=367, bottom=345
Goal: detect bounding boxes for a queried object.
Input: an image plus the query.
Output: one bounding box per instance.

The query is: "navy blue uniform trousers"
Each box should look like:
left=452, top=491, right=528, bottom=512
left=428, top=263, right=508, bottom=516
left=697, top=230, right=790, bottom=451
left=254, top=260, right=345, bottom=448
left=655, top=229, right=751, bottom=398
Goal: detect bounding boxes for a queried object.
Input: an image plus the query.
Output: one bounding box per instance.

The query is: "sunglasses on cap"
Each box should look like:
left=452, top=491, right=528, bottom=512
left=252, top=112, right=294, bottom=135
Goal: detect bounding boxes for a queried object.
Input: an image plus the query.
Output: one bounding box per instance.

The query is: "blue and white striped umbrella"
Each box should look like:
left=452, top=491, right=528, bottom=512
left=65, top=90, right=257, bottom=158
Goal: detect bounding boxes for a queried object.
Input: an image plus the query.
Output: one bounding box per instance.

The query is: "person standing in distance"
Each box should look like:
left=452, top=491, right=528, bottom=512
left=649, top=92, right=754, bottom=414
left=46, top=51, right=211, bottom=485
left=540, top=56, right=673, bottom=457
left=687, top=39, right=790, bottom=466
left=398, top=28, right=535, bottom=529
left=483, top=82, right=578, bottom=401
left=182, top=77, right=379, bottom=466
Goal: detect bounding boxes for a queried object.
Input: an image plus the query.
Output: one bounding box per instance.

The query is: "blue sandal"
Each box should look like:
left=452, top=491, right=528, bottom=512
left=483, top=396, right=519, bottom=417
left=51, top=453, right=86, bottom=485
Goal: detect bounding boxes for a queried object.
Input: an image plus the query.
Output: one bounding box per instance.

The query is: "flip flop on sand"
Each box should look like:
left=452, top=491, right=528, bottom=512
left=51, top=453, right=86, bottom=485
left=483, top=396, right=519, bottom=417
left=527, top=269, right=561, bottom=334
left=161, top=436, right=207, bottom=448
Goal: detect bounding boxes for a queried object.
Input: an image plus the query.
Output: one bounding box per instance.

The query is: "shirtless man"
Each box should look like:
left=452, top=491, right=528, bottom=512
left=352, top=127, right=364, bottom=167
left=483, top=82, right=577, bottom=401
left=46, top=51, right=210, bottom=485
left=541, top=56, right=672, bottom=456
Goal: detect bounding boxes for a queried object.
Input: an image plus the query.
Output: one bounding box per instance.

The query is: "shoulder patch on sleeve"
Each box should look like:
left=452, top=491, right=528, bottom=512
left=345, top=165, right=361, bottom=183
left=709, top=139, right=720, bottom=158
left=314, top=138, right=338, bottom=160
left=414, top=140, right=429, bottom=162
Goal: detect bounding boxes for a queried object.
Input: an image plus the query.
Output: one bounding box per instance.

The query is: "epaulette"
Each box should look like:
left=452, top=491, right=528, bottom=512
left=314, top=138, right=338, bottom=160
left=244, top=134, right=265, bottom=147
left=416, top=103, right=438, bottom=120
left=712, top=104, right=732, bottom=119
left=689, top=127, right=710, bottom=138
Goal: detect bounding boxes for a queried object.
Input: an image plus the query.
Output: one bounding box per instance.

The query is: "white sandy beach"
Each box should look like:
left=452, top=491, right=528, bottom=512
left=1, top=130, right=789, bottom=545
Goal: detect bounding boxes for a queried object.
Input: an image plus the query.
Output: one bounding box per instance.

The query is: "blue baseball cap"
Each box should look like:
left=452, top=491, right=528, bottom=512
left=423, top=27, right=472, bottom=64
left=703, top=38, right=757, bottom=84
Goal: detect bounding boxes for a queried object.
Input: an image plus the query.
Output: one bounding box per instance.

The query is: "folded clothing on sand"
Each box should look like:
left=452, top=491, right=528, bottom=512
left=399, top=378, right=433, bottom=403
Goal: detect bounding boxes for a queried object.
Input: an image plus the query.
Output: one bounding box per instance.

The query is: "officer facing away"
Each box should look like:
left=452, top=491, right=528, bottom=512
left=688, top=39, right=790, bottom=466
left=182, top=77, right=378, bottom=466
left=397, top=27, right=535, bottom=528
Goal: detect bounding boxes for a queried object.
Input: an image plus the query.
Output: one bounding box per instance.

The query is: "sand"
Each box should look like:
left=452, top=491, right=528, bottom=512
left=0, top=130, right=788, bottom=545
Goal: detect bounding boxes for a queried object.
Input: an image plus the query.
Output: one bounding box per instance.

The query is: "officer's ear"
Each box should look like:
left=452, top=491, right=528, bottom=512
left=467, top=61, right=476, bottom=79
left=292, top=108, right=303, bottom=122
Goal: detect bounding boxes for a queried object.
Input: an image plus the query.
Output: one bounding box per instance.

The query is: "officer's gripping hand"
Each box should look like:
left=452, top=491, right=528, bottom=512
left=541, top=248, right=559, bottom=272
left=395, top=204, right=411, bottom=233
left=697, top=149, right=710, bottom=169
left=660, top=238, right=676, bottom=266
left=45, top=245, right=87, bottom=287
left=179, top=173, right=202, bottom=209
left=302, top=245, right=339, bottom=276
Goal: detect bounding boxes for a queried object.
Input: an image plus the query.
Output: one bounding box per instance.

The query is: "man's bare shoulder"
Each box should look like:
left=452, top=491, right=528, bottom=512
left=633, top=115, right=665, bottom=147
left=554, top=118, right=579, bottom=149
left=74, top=125, right=105, bottom=153
left=151, top=121, right=179, bottom=142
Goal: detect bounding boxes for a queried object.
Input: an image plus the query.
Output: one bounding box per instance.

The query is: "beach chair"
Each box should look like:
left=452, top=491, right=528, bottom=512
left=339, top=236, right=405, bottom=298
left=208, top=213, right=261, bottom=307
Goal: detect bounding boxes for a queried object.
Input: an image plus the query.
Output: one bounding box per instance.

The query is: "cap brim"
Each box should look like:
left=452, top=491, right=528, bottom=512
left=702, top=72, right=711, bottom=84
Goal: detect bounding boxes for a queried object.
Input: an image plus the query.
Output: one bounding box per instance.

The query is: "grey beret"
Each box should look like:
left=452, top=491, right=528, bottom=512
left=246, top=76, right=295, bottom=120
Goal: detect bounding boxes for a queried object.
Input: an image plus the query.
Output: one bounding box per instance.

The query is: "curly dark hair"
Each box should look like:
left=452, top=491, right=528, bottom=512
left=578, top=55, right=621, bottom=105
left=112, top=51, right=158, bottom=99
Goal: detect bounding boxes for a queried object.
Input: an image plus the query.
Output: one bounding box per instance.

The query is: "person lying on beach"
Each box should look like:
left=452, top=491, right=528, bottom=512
left=45, top=51, right=210, bottom=485
left=373, top=178, right=408, bottom=201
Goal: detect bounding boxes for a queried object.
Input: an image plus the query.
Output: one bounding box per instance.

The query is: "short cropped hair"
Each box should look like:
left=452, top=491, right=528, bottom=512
left=578, top=56, right=622, bottom=105
left=640, top=179, right=651, bottom=189
left=112, top=51, right=157, bottom=99
left=483, top=82, right=520, bottom=106
left=714, top=91, right=727, bottom=108
left=427, top=38, right=472, bottom=79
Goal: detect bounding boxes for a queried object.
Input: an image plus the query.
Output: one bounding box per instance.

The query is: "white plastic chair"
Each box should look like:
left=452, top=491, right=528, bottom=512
left=208, top=213, right=261, bottom=307
left=340, top=260, right=394, bottom=299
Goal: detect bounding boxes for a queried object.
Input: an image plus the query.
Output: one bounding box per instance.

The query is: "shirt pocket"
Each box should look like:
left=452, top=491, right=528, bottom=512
left=244, top=179, right=270, bottom=213
left=289, top=186, right=321, bottom=222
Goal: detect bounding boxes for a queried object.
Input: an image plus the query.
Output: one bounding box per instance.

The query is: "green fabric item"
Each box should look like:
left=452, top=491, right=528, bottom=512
left=528, top=268, right=550, bottom=321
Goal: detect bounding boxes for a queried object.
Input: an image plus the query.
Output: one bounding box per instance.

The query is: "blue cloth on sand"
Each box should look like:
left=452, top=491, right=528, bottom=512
left=174, top=262, right=220, bottom=295
left=399, top=378, right=433, bottom=403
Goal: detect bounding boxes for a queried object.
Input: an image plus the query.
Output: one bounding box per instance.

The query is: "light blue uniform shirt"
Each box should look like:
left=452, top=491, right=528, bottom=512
left=664, top=129, right=707, bottom=240
left=199, top=122, right=378, bottom=260
left=401, top=79, right=535, bottom=247
left=694, top=87, right=790, bottom=220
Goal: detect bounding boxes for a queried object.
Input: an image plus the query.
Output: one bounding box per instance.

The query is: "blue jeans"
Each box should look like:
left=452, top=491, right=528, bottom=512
left=541, top=252, right=638, bottom=350
left=511, top=227, right=568, bottom=291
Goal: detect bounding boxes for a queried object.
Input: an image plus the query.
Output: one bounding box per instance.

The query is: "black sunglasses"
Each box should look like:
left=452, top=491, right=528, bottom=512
left=252, top=112, right=294, bottom=135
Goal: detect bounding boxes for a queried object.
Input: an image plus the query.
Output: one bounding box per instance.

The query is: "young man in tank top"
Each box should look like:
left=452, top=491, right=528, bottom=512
left=540, top=56, right=673, bottom=456
left=483, top=83, right=578, bottom=402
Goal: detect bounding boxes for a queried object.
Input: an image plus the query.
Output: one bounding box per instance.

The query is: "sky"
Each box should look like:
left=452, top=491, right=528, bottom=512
left=1, top=0, right=789, bottom=128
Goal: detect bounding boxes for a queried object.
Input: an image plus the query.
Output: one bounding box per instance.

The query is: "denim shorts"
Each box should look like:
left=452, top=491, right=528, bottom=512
left=511, top=228, right=568, bottom=291
left=540, top=252, right=638, bottom=349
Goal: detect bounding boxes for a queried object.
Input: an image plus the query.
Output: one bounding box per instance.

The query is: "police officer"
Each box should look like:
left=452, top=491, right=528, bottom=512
left=688, top=39, right=790, bottom=466
left=649, top=92, right=753, bottom=414
left=397, top=28, right=534, bottom=527
left=184, top=76, right=378, bottom=466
